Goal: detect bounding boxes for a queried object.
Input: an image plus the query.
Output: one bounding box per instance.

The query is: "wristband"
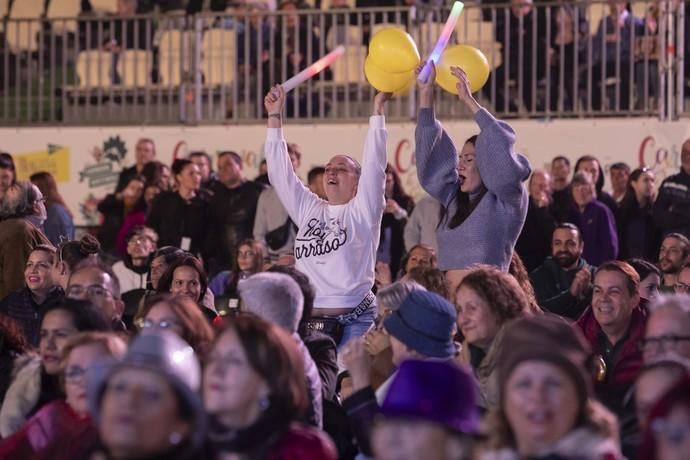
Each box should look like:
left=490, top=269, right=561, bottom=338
left=268, top=112, right=281, bottom=118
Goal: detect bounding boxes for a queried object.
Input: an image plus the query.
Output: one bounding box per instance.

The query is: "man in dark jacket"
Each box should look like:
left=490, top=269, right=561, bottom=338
left=530, top=223, right=593, bottom=319
left=516, top=169, right=556, bottom=272
left=205, top=151, right=264, bottom=275
left=115, top=138, right=156, bottom=192
left=653, top=138, right=690, bottom=238
left=577, top=260, right=646, bottom=456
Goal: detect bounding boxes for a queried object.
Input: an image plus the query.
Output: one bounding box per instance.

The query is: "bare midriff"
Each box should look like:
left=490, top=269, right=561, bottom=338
left=313, top=307, right=355, bottom=317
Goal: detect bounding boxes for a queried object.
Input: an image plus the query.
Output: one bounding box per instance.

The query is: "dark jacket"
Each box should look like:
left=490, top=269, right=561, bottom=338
left=379, top=195, right=414, bottom=278
left=205, top=180, right=264, bottom=273
left=567, top=200, right=619, bottom=266
left=516, top=197, right=557, bottom=272
left=0, top=219, right=52, bottom=301
left=577, top=304, right=647, bottom=412
left=0, top=287, right=65, bottom=347
left=147, top=191, right=209, bottom=257
left=303, top=330, right=338, bottom=402
left=653, top=168, right=690, bottom=237
left=342, top=386, right=379, bottom=457
left=616, top=196, right=661, bottom=260
left=530, top=257, right=593, bottom=320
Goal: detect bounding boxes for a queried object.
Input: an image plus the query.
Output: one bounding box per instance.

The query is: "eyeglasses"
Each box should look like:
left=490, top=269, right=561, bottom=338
left=66, top=285, right=113, bottom=299
left=64, top=366, right=87, bottom=382
left=141, top=318, right=181, bottom=330
left=674, top=282, right=690, bottom=293
left=639, top=334, right=690, bottom=353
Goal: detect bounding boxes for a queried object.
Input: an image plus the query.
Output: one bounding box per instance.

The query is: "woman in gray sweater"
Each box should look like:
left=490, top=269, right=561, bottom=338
left=415, top=64, right=531, bottom=296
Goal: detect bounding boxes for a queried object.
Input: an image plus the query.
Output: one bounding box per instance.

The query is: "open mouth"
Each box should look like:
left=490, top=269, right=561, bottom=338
left=27, top=276, right=41, bottom=284
left=526, top=410, right=553, bottom=425
left=458, top=175, right=466, bottom=185
left=327, top=178, right=338, bottom=185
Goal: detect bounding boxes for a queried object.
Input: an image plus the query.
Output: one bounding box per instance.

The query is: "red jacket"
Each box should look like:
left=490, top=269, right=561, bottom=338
left=266, top=423, right=338, bottom=460
left=577, top=305, right=647, bottom=407
left=0, top=400, right=96, bottom=459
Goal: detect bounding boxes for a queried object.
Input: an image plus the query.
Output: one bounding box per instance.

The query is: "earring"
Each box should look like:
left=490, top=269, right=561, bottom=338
left=169, top=431, right=182, bottom=445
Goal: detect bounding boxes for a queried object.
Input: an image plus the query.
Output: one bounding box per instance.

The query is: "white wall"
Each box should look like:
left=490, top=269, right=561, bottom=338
left=3, top=116, right=688, bottom=225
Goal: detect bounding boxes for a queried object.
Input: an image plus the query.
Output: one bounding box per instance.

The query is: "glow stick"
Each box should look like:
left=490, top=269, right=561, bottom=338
left=280, top=45, right=345, bottom=92
left=417, top=1, right=464, bottom=83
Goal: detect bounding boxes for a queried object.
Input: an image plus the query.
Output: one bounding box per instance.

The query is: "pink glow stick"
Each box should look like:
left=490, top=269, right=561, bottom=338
left=281, top=45, right=345, bottom=92
left=418, top=1, right=464, bottom=83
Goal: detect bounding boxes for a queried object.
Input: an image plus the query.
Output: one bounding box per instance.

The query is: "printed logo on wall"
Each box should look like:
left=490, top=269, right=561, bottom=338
left=78, top=136, right=129, bottom=225
left=14, top=144, right=71, bottom=182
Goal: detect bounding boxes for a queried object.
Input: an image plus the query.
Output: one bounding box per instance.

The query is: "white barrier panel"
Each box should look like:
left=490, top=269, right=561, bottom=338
left=3, top=117, right=689, bottom=226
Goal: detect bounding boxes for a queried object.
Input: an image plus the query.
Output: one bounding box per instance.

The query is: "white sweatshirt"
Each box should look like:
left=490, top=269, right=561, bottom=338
left=265, top=116, right=387, bottom=309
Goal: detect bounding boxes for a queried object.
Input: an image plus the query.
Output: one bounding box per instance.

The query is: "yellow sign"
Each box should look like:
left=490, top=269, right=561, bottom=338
left=13, top=145, right=70, bottom=183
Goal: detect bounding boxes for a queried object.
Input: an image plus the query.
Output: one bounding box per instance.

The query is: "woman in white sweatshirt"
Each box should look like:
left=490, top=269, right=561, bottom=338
left=263, top=86, right=390, bottom=349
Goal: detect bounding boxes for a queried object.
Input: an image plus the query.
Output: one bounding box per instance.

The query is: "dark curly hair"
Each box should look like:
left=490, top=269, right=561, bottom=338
left=508, top=252, right=542, bottom=313
left=405, top=266, right=448, bottom=299
left=457, top=266, right=532, bottom=325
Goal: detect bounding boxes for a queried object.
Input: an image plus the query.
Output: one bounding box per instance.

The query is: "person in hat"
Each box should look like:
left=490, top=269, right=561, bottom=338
left=341, top=290, right=458, bottom=455
left=480, top=314, right=623, bottom=460
left=203, top=314, right=337, bottom=459
left=77, top=331, right=207, bottom=460
left=371, top=360, right=480, bottom=460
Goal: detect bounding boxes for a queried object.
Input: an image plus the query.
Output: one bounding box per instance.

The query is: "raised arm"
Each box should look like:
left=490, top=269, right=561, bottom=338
left=414, top=62, right=464, bottom=208
left=450, top=67, right=531, bottom=201
left=263, top=85, right=318, bottom=220
left=353, top=92, right=390, bottom=216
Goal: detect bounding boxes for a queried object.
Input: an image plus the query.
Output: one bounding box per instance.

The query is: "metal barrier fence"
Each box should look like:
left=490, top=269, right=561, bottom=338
left=0, top=0, right=686, bottom=125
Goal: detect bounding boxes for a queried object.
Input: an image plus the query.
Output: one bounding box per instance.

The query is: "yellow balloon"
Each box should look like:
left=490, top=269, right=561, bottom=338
left=364, top=56, right=415, bottom=94
left=368, top=28, right=420, bottom=73
left=436, top=44, right=490, bottom=94
left=394, top=76, right=415, bottom=96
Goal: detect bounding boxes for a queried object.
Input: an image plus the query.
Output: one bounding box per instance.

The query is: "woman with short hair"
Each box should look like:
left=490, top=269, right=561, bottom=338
left=157, top=255, right=217, bottom=322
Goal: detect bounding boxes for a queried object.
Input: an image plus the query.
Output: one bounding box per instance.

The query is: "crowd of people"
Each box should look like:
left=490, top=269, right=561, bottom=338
left=0, top=61, right=689, bottom=459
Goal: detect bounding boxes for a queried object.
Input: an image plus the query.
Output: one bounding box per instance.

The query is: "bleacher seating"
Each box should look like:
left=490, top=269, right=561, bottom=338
left=4, top=0, right=44, bottom=53
left=76, top=49, right=112, bottom=87
left=201, top=28, right=236, bottom=86
left=46, top=0, right=81, bottom=34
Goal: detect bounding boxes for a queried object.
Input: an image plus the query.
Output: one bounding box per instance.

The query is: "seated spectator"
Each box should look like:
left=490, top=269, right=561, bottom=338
left=653, top=138, right=690, bottom=237
left=627, top=258, right=662, bottom=304
left=516, top=169, right=556, bottom=272
left=76, top=332, right=206, bottom=459
left=676, top=263, right=690, bottom=295
left=575, top=155, right=618, bottom=214
left=0, top=317, right=31, bottom=404
left=267, top=264, right=339, bottom=403
left=0, top=245, right=64, bottom=346
left=0, top=332, right=126, bottom=458
left=53, top=235, right=101, bottom=290
left=204, top=315, right=337, bottom=459
left=209, top=239, right=266, bottom=315
left=135, top=293, right=215, bottom=356
left=530, top=223, right=594, bottom=319
left=0, top=299, right=111, bottom=437
left=402, top=266, right=448, bottom=299
left=0, top=182, right=51, bottom=300
left=617, top=167, right=661, bottom=260
left=239, top=273, right=323, bottom=428
left=577, top=261, right=646, bottom=450
left=398, top=244, right=436, bottom=279
left=481, top=314, right=623, bottom=459
left=657, top=233, right=690, bottom=292
left=363, top=281, right=425, bottom=391
left=156, top=255, right=217, bottom=321
left=371, top=360, right=480, bottom=460
left=342, top=290, right=458, bottom=455
left=112, top=226, right=158, bottom=326
left=455, top=266, right=533, bottom=409
left=66, top=258, right=127, bottom=332
left=403, top=194, right=440, bottom=252
left=97, top=175, right=146, bottom=258
left=567, top=171, right=619, bottom=265
left=642, top=295, right=690, bottom=362
left=590, top=0, right=643, bottom=111
left=253, top=144, right=301, bottom=261
left=635, top=359, right=689, bottom=430
left=29, top=172, right=75, bottom=247
left=639, top=377, right=690, bottom=460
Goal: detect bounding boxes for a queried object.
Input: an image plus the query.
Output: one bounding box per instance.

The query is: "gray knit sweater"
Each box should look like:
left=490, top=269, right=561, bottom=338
left=415, top=108, right=531, bottom=272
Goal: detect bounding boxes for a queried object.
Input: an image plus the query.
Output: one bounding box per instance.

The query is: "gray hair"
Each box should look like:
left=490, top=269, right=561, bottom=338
left=376, top=280, right=426, bottom=312
left=571, top=171, right=594, bottom=187
left=239, top=272, right=304, bottom=333
left=0, top=181, right=39, bottom=219
left=648, top=294, right=690, bottom=316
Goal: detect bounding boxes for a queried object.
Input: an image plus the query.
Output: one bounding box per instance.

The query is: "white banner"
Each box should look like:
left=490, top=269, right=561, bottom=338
left=2, top=116, right=688, bottom=225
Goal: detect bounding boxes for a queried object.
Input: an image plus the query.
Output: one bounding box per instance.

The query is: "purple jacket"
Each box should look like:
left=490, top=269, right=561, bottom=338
left=568, top=200, right=619, bottom=266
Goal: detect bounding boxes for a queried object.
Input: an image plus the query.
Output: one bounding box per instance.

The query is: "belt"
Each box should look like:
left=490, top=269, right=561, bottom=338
left=336, top=291, right=376, bottom=323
